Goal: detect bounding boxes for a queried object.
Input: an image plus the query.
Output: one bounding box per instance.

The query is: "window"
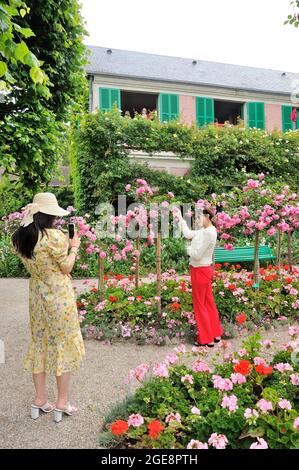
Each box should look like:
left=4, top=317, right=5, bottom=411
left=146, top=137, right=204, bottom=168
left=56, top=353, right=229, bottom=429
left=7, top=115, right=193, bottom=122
left=214, top=100, right=244, bottom=125
left=120, top=90, right=158, bottom=118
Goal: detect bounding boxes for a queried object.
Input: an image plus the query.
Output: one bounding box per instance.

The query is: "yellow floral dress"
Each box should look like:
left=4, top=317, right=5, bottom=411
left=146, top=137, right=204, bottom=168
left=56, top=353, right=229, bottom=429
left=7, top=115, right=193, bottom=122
left=18, top=228, right=85, bottom=376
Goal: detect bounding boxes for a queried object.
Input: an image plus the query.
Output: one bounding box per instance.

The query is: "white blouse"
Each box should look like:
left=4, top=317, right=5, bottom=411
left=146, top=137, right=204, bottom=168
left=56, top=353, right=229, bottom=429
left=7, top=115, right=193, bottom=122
left=180, top=219, right=217, bottom=267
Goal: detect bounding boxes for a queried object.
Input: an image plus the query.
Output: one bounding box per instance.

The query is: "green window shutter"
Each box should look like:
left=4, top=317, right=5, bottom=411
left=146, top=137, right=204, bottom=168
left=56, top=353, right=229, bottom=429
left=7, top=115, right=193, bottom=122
left=99, top=88, right=120, bottom=111
left=282, top=105, right=295, bottom=132
left=196, top=97, right=214, bottom=127
left=247, top=102, right=265, bottom=129
left=159, top=93, right=179, bottom=122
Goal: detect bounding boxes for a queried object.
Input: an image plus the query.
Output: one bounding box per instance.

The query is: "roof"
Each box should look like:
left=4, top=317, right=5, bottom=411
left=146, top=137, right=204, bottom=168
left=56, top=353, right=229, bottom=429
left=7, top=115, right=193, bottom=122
left=85, top=45, right=299, bottom=95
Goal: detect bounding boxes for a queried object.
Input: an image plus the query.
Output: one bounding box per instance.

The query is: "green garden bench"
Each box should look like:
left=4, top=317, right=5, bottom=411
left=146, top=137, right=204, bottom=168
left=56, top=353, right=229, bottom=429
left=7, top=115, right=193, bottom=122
left=214, top=245, right=276, bottom=264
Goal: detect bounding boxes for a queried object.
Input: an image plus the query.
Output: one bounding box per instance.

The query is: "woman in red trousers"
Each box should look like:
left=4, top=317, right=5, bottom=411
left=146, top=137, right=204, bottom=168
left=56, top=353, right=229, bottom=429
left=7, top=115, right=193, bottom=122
left=176, top=207, right=223, bottom=347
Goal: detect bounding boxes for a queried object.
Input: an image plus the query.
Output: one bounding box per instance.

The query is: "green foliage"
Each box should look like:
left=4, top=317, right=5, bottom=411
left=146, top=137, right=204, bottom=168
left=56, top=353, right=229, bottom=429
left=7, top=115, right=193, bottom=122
left=72, top=110, right=299, bottom=215
left=0, top=0, right=47, bottom=91
left=285, top=1, right=299, bottom=27
left=0, top=0, right=88, bottom=189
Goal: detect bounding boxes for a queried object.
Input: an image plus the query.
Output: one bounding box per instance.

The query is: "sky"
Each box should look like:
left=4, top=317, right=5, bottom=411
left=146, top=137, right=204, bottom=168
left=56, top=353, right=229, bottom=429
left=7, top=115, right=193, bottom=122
left=81, top=0, right=299, bottom=73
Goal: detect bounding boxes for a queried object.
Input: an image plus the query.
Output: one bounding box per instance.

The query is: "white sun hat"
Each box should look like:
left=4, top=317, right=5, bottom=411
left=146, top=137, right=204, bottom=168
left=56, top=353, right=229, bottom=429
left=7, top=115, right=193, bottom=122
left=21, top=192, right=70, bottom=227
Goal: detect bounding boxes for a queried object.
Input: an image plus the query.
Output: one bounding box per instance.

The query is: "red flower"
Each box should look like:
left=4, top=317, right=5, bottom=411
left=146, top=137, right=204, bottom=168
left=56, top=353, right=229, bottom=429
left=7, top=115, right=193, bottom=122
left=103, top=275, right=109, bottom=281
left=148, top=420, right=164, bottom=439
left=115, top=274, right=124, bottom=280
left=136, top=295, right=143, bottom=301
left=111, top=420, right=129, bottom=436
left=260, top=268, right=266, bottom=275
left=228, top=284, right=237, bottom=291
left=236, top=313, right=247, bottom=324
left=281, top=427, right=286, bottom=434
left=234, top=360, right=252, bottom=376
left=108, top=295, right=118, bottom=303
left=246, top=280, right=254, bottom=287
left=235, top=264, right=241, bottom=270
left=224, top=262, right=230, bottom=267
left=214, top=263, right=222, bottom=270
left=76, top=301, right=83, bottom=308
left=128, top=275, right=134, bottom=281
left=285, top=277, right=293, bottom=284
left=169, top=302, right=181, bottom=311
left=284, top=265, right=290, bottom=271
left=91, top=287, right=98, bottom=293
left=255, top=365, right=273, bottom=375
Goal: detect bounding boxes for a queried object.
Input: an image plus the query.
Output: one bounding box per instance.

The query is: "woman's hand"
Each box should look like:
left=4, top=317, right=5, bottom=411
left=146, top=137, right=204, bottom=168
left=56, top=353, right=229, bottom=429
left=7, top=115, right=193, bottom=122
left=68, top=232, right=81, bottom=250
left=172, top=206, right=183, bottom=222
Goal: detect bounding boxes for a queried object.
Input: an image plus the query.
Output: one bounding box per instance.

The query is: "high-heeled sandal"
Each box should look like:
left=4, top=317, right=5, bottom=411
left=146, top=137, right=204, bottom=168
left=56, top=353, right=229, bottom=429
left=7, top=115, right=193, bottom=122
left=53, top=404, right=78, bottom=423
left=31, top=402, right=54, bottom=420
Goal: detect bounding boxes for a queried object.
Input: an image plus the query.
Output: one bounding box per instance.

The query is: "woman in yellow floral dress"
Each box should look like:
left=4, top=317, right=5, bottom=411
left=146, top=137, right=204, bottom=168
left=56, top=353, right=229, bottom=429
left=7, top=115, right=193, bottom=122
left=12, top=192, right=85, bottom=422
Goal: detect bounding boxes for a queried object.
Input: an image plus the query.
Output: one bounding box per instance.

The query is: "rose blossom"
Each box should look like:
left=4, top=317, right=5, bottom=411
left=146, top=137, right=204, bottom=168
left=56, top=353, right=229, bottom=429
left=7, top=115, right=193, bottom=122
left=191, top=406, right=201, bottom=415
left=165, top=412, right=181, bottom=424
left=221, top=395, right=238, bottom=413
left=181, top=375, right=194, bottom=385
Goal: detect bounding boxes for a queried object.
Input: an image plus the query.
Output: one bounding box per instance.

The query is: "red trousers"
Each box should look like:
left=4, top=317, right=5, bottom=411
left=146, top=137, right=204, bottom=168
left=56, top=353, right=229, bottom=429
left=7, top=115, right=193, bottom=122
left=190, top=265, right=223, bottom=344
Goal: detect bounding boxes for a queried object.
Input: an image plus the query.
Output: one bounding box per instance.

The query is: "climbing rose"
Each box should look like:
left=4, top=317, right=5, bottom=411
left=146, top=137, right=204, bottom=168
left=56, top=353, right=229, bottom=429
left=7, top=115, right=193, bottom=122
left=111, top=420, right=129, bottom=436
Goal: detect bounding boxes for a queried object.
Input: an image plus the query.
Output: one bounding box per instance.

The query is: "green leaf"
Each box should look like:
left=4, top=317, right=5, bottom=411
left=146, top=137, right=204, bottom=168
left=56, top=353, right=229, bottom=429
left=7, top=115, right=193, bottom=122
left=24, top=52, right=39, bottom=67
left=19, top=8, right=27, bottom=18
left=14, top=41, right=30, bottom=63
left=29, top=66, right=45, bottom=84
left=0, top=60, right=8, bottom=77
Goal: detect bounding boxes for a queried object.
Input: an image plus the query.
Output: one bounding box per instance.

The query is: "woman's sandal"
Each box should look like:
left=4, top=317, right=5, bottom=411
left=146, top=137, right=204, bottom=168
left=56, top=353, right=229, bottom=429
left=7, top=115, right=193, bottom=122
left=31, top=402, right=55, bottom=420
left=194, top=341, right=214, bottom=348
left=214, top=337, right=222, bottom=343
left=54, top=404, right=78, bottom=423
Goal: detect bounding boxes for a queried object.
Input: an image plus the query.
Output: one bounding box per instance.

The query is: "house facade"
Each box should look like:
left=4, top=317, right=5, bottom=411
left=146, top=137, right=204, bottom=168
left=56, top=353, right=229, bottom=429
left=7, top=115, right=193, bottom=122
left=84, top=46, right=299, bottom=176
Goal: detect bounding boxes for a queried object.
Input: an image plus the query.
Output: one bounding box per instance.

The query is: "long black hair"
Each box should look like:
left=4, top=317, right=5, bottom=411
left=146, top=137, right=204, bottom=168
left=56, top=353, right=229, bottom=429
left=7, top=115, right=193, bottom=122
left=12, top=213, right=56, bottom=259
left=202, top=207, right=217, bottom=227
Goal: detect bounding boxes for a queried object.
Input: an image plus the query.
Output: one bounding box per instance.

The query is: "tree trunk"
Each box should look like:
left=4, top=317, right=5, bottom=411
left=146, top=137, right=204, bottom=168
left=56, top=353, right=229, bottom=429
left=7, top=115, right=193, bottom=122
left=253, top=230, right=260, bottom=288
left=156, top=231, right=162, bottom=316
left=135, top=237, right=140, bottom=288
left=98, top=256, right=105, bottom=301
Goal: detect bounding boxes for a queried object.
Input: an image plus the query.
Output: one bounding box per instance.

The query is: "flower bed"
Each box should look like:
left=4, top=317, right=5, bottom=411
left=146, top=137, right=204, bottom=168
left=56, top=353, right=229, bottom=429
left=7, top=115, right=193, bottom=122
left=99, top=329, right=299, bottom=449
left=78, top=266, right=299, bottom=345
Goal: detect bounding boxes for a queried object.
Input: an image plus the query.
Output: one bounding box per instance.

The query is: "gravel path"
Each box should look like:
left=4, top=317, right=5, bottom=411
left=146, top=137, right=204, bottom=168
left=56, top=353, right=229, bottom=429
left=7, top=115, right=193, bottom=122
left=0, top=278, right=295, bottom=449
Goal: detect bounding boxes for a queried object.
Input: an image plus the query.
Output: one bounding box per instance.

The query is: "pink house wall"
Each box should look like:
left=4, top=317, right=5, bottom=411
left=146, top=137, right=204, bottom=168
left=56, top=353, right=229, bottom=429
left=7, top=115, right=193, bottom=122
left=179, top=95, right=196, bottom=126
left=265, top=103, right=282, bottom=132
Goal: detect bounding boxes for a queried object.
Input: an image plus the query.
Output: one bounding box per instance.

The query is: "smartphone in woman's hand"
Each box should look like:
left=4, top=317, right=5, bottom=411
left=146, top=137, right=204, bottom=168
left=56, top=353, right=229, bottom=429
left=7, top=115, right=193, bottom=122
left=68, top=223, right=75, bottom=239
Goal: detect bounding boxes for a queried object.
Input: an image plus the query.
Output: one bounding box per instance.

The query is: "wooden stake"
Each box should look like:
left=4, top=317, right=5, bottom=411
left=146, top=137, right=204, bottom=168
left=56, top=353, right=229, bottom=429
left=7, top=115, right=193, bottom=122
left=253, top=230, right=260, bottom=288
left=135, top=237, right=140, bottom=288
left=287, top=231, right=293, bottom=273
left=98, top=255, right=105, bottom=301
left=156, top=231, right=162, bottom=316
